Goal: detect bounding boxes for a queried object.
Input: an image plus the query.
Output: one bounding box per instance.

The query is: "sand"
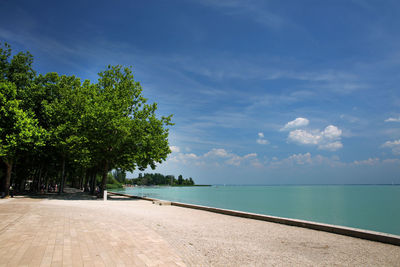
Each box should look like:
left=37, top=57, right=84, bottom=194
left=1, top=194, right=400, bottom=266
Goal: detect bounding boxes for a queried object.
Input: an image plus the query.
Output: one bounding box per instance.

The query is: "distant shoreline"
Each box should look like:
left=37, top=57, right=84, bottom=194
left=123, top=184, right=212, bottom=187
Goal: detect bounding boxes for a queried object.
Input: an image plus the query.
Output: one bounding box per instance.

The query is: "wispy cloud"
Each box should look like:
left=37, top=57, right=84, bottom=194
left=385, top=117, right=400, bottom=122
left=167, top=147, right=259, bottom=167
left=192, top=0, right=286, bottom=30
left=269, top=153, right=344, bottom=168
left=169, top=146, right=180, bottom=153
left=381, top=140, right=400, bottom=155
left=281, top=117, right=309, bottom=131
left=256, top=132, right=269, bottom=145
left=353, top=158, right=380, bottom=166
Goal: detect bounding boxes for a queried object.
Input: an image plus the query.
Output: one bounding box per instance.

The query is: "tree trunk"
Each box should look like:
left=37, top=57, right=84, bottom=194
left=59, top=157, right=65, bottom=194
left=83, top=170, right=89, bottom=192
left=0, top=162, right=4, bottom=194
left=45, top=172, right=49, bottom=193
left=79, top=169, right=85, bottom=190
left=4, top=159, right=13, bottom=197
left=32, top=168, right=39, bottom=193
left=90, top=171, right=96, bottom=195
left=101, top=161, right=109, bottom=197
left=37, top=168, right=42, bottom=193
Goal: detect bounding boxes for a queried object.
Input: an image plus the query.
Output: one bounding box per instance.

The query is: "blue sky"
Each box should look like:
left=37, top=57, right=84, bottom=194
left=1, top=0, right=400, bottom=184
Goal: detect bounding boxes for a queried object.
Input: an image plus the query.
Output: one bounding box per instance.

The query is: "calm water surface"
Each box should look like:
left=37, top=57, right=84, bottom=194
left=112, top=185, right=400, bottom=235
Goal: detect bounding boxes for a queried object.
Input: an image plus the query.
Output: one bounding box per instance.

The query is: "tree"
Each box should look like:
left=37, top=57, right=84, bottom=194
left=112, top=168, right=126, bottom=183
left=0, top=81, right=45, bottom=196
left=189, top=177, right=194, bottom=185
left=0, top=43, right=45, bottom=196
left=178, top=174, right=183, bottom=185
left=43, top=74, right=89, bottom=193
left=0, top=45, right=174, bottom=197
left=86, top=65, right=173, bottom=195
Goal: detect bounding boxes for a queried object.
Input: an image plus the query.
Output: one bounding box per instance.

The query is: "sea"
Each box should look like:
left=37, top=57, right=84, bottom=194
left=111, top=185, right=400, bottom=236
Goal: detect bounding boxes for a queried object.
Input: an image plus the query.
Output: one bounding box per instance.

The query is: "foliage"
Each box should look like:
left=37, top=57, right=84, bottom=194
left=0, top=43, right=173, bottom=197
left=0, top=43, right=46, bottom=195
left=112, top=168, right=126, bottom=183
left=106, top=173, right=123, bottom=190
left=0, top=81, right=45, bottom=158
left=129, top=173, right=195, bottom=186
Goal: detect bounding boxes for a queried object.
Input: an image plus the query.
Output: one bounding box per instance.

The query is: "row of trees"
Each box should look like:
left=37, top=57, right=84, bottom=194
left=129, top=173, right=195, bottom=186
left=0, top=43, right=173, bottom=197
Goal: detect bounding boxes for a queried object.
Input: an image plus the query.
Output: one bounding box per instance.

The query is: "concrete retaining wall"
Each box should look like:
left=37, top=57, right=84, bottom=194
left=108, top=192, right=400, bottom=246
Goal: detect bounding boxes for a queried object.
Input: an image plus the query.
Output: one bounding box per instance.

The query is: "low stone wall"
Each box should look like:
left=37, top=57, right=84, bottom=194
left=108, top=192, right=400, bottom=246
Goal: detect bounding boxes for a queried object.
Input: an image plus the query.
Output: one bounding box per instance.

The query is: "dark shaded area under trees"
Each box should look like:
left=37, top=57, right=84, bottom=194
left=0, top=43, right=173, bottom=198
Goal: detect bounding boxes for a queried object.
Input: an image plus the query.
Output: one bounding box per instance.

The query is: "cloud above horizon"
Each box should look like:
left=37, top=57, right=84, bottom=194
left=353, top=158, right=380, bottom=166
left=168, top=147, right=259, bottom=167
left=385, top=117, right=400, bottom=122
left=256, top=132, right=269, bottom=145
left=382, top=140, right=400, bottom=155
left=281, top=117, right=309, bottom=131
left=169, top=146, right=180, bottom=153
left=288, top=125, right=343, bottom=151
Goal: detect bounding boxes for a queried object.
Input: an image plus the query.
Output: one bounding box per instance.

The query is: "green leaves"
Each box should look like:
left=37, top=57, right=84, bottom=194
left=0, top=44, right=173, bottom=195
left=90, top=65, right=173, bottom=171
left=0, top=81, right=45, bottom=159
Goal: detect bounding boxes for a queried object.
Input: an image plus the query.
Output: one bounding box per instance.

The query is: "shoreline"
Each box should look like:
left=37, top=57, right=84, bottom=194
left=108, top=191, right=400, bottom=246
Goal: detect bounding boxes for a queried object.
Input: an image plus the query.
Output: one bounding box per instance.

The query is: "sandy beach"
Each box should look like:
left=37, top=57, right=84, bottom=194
left=1, top=193, right=399, bottom=266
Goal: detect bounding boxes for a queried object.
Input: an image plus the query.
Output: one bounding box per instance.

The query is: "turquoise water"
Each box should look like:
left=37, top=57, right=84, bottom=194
left=112, top=185, right=400, bottom=236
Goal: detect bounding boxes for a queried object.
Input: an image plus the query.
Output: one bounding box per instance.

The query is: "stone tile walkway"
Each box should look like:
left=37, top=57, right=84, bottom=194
left=0, top=195, right=186, bottom=267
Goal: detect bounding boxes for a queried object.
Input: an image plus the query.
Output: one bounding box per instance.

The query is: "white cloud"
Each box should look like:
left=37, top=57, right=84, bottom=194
left=281, top=117, right=309, bottom=131
left=382, top=158, right=400, bottom=164
left=226, top=153, right=258, bottom=166
left=382, top=140, right=400, bottom=147
left=169, top=148, right=259, bottom=167
left=225, top=155, right=242, bottom=166
left=318, top=141, right=343, bottom=151
left=243, top=153, right=257, bottom=159
left=322, top=125, right=342, bottom=139
left=381, top=140, right=400, bottom=155
left=288, top=125, right=343, bottom=151
left=204, top=148, right=230, bottom=158
left=256, top=132, right=269, bottom=145
left=353, top=158, right=380, bottom=166
left=169, top=146, right=180, bottom=153
left=257, top=139, right=269, bottom=145
left=204, top=149, right=258, bottom=166
left=288, top=129, right=321, bottom=145
left=168, top=153, right=198, bottom=164
left=269, top=153, right=343, bottom=168
left=385, top=117, right=400, bottom=122
left=288, top=152, right=312, bottom=165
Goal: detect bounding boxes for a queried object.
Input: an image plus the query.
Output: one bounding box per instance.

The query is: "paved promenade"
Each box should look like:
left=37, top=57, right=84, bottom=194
left=1, top=190, right=399, bottom=266
left=0, top=193, right=186, bottom=267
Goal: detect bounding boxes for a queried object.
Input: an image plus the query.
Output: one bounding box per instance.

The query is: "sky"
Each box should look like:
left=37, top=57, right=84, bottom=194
left=1, top=0, right=400, bottom=185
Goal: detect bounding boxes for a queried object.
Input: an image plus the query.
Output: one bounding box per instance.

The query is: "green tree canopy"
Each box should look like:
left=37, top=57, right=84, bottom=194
left=87, top=65, right=173, bottom=193
left=0, top=43, right=173, bottom=197
left=0, top=81, right=45, bottom=195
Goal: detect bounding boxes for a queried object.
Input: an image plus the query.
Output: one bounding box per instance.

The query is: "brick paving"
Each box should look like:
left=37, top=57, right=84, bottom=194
left=0, top=195, right=186, bottom=267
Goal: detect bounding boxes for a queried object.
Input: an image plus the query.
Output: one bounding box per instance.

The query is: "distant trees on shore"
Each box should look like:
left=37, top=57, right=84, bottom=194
left=0, top=43, right=173, bottom=197
left=128, top=173, right=195, bottom=186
